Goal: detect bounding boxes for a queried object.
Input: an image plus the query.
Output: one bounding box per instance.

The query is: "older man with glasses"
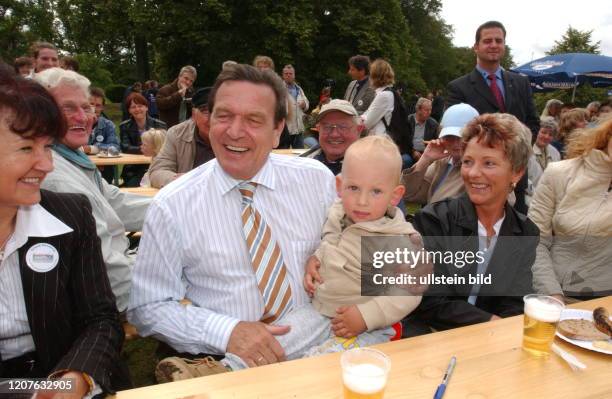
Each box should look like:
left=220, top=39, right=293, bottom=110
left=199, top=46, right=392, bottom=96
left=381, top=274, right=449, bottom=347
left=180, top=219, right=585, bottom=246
left=305, top=99, right=364, bottom=175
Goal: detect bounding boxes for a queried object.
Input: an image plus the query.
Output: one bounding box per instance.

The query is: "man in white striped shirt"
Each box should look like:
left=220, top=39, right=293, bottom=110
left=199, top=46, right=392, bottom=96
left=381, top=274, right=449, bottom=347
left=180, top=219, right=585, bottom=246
left=129, top=64, right=336, bottom=375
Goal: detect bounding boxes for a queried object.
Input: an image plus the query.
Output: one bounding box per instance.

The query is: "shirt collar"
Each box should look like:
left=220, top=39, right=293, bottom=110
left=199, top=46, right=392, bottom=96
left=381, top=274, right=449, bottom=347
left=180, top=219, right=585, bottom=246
left=477, top=213, right=505, bottom=237
left=4, top=204, right=73, bottom=258
left=476, top=64, right=504, bottom=80
left=214, top=155, right=277, bottom=196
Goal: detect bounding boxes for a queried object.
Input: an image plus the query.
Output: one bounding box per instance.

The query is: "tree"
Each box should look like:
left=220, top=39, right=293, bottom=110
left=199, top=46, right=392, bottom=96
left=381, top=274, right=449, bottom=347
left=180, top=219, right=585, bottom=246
left=547, top=26, right=601, bottom=55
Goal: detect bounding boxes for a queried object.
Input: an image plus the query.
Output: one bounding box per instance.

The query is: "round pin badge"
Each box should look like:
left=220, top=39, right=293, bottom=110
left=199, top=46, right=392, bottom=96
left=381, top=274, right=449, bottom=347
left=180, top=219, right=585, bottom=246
left=96, top=135, right=104, bottom=142
left=357, top=100, right=363, bottom=106
left=25, top=243, right=59, bottom=273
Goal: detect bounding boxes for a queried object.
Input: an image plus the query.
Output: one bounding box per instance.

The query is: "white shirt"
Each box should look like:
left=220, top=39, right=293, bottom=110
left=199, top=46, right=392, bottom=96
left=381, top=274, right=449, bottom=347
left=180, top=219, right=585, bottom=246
left=361, top=86, right=394, bottom=136
left=0, top=204, right=72, bottom=360
left=128, top=154, right=336, bottom=355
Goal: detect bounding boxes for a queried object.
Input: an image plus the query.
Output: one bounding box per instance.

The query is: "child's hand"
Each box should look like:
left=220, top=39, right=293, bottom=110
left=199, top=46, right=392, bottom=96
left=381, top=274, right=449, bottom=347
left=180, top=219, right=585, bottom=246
left=303, top=255, right=323, bottom=297
left=331, top=305, right=367, bottom=338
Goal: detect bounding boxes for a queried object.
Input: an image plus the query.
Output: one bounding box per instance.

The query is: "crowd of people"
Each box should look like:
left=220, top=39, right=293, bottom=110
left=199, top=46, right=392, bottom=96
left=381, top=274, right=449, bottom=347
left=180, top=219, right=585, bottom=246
left=1, top=19, right=610, bottom=398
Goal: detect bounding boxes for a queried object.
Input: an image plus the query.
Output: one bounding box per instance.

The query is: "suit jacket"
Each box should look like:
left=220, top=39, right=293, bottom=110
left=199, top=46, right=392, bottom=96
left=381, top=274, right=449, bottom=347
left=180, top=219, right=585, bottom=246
left=343, top=78, right=376, bottom=114
left=407, top=114, right=439, bottom=152
left=408, top=193, right=539, bottom=331
left=8, top=190, right=130, bottom=393
left=447, top=69, right=540, bottom=139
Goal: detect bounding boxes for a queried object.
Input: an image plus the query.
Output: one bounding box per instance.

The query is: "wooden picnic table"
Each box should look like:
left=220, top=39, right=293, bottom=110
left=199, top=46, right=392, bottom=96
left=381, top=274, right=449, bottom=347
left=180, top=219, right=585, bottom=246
left=112, top=296, right=611, bottom=398
left=120, top=187, right=159, bottom=197
left=89, top=153, right=152, bottom=166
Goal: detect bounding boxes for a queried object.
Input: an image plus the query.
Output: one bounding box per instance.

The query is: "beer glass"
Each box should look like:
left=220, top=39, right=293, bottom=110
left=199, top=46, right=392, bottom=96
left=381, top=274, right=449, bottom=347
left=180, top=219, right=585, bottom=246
left=341, top=348, right=390, bottom=399
left=522, top=294, right=565, bottom=356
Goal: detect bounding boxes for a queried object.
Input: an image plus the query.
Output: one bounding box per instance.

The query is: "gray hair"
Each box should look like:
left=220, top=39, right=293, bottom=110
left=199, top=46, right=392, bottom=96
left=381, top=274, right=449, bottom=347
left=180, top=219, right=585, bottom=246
left=416, top=97, right=432, bottom=110
left=34, top=67, right=90, bottom=94
left=539, top=116, right=558, bottom=136
left=179, top=65, right=197, bottom=79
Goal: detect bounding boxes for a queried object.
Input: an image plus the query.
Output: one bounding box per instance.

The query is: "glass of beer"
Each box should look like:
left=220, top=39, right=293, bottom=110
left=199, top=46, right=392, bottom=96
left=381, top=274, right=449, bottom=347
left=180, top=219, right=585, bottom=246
left=522, top=294, right=565, bottom=357
left=341, top=348, right=390, bottom=399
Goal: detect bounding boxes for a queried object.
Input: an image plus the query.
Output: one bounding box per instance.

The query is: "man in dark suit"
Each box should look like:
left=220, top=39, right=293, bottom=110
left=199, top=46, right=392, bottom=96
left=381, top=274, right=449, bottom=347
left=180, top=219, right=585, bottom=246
left=446, top=20, right=539, bottom=214
left=407, top=97, right=439, bottom=161
left=343, top=55, right=376, bottom=115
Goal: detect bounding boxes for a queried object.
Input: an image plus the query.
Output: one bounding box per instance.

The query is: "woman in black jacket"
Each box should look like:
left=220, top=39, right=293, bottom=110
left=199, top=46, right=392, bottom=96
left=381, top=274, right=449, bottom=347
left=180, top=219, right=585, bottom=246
left=120, top=92, right=166, bottom=186
left=404, top=113, right=539, bottom=334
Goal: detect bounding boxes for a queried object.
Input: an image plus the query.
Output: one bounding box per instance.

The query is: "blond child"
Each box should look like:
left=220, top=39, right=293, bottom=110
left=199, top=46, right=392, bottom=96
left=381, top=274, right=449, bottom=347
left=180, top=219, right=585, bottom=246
left=139, top=128, right=166, bottom=187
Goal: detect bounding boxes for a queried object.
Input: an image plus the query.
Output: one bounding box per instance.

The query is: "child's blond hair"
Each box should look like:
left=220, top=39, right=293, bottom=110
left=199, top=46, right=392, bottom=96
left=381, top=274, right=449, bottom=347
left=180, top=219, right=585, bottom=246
left=141, top=128, right=167, bottom=158
left=342, top=136, right=403, bottom=183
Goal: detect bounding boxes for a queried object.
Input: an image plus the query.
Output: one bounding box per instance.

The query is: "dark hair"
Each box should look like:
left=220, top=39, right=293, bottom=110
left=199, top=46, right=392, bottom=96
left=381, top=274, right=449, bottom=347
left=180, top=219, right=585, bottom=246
left=125, top=92, right=148, bottom=108
left=60, top=56, right=79, bottom=72
left=208, top=63, right=287, bottom=124
left=90, top=87, right=106, bottom=104
left=0, top=64, right=66, bottom=139
left=30, top=41, right=58, bottom=59
left=475, top=21, right=506, bottom=44
left=14, top=57, right=33, bottom=72
left=348, top=55, right=371, bottom=74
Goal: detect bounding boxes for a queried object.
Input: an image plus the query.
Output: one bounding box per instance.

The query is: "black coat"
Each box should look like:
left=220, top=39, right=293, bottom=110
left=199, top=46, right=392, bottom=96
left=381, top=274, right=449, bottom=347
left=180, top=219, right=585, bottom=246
left=407, top=114, right=439, bottom=152
left=406, top=193, right=539, bottom=332
left=1, top=190, right=131, bottom=393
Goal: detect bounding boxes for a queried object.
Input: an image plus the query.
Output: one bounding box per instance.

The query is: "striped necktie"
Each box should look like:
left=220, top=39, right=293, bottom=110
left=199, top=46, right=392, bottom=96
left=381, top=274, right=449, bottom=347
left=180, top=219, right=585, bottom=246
left=239, top=182, right=293, bottom=323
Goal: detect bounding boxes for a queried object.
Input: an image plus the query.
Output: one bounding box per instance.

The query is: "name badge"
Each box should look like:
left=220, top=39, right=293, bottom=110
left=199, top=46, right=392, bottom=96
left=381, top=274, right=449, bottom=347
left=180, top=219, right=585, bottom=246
left=96, top=135, right=104, bottom=142
left=26, top=243, right=59, bottom=273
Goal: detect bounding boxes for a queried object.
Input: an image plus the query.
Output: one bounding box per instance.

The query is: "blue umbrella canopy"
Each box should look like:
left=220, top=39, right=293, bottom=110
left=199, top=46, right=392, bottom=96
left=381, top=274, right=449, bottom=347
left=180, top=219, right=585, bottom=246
left=512, top=53, right=612, bottom=92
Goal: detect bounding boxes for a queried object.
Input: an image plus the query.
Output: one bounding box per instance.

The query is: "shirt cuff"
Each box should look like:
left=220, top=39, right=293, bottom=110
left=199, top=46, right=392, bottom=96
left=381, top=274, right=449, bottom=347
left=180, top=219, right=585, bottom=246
left=205, top=313, right=241, bottom=353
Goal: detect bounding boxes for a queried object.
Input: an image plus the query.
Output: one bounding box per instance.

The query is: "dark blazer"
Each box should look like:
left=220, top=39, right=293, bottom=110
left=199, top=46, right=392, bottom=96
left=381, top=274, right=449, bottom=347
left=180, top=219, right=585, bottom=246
left=447, top=69, right=540, bottom=139
left=446, top=68, right=539, bottom=214
left=6, top=190, right=130, bottom=393
left=407, top=114, right=439, bottom=152
left=406, top=193, right=539, bottom=332
left=119, top=115, right=167, bottom=154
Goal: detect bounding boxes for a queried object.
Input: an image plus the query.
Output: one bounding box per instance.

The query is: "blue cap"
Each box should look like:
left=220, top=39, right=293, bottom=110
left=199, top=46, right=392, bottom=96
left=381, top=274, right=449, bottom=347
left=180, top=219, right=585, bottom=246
left=439, top=103, right=479, bottom=138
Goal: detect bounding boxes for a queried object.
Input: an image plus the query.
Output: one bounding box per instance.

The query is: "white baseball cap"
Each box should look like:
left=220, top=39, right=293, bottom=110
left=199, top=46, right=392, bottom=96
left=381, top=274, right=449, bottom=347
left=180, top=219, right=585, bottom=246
left=317, top=99, right=358, bottom=121
left=439, top=103, right=479, bottom=138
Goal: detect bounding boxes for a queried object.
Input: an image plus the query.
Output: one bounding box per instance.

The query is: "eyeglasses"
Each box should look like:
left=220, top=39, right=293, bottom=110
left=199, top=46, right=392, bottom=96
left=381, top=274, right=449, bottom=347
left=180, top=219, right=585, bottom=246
left=61, top=103, right=95, bottom=116
left=319, top=123, right=352, bottom=135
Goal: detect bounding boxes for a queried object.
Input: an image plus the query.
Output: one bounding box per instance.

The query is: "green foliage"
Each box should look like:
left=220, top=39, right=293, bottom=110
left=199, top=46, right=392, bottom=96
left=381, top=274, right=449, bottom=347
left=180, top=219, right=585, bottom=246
left=547, top=26, right=601, bottom=55
left=106, top=84, right=128, bottom=103
left=75, top=53, right=113, bottom=89
left=534, top=85, right=609, bottom=111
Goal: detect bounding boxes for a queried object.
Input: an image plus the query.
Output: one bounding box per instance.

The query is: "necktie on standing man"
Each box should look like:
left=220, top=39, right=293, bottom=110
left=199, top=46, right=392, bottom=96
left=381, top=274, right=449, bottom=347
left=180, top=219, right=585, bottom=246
left=239, top=182, right=293, bottom=324
left=487, top=74, right=506, bottom=112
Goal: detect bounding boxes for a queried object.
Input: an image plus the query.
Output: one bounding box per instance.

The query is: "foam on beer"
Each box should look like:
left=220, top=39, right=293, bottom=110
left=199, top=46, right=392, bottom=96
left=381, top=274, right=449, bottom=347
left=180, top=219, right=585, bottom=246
left=343, top=363, right=386, bottom=394
left=524, top=296, right=563, bottom=322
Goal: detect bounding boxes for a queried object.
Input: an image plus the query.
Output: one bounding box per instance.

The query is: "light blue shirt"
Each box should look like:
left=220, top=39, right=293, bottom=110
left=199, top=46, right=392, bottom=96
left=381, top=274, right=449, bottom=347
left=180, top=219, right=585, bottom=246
left=476, top=65, right=506, bottom=100
left=128, top=154, right=336, bottom=355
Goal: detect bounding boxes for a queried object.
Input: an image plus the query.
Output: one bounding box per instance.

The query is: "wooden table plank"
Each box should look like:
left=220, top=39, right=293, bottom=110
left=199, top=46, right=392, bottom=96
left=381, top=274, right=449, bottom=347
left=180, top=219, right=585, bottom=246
left=113, top=297, right=611, bottom=399
left=89, top=154, right=152, bottom=166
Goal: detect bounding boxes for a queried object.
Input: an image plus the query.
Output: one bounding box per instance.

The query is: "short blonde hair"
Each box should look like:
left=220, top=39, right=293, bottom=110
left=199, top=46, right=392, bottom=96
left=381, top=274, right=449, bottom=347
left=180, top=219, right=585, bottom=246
left=566, top=116, right=612, bottom=159
left=343, top=136, right=402, bottom=183
left=253, top=55, right=275, bottom=71
left=462, top=113, right=532, bottom=172
left=558, top=108, right=588, bottom=141
left=141, top=128, right=167, bottom=158
left=369, top=59, right=395, bottom=88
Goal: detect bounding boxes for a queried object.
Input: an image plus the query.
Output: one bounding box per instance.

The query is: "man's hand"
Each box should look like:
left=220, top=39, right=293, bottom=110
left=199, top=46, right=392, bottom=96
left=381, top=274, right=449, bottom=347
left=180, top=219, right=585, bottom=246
left=226, top=321, right=290, bottom=367
left=298, top=99, right=306, bottom=110
left=178, top=86, right=188, bottom=97
left=172, top=173, right=185, bottom=181
left=551, top=294, right=565, bottom=304
left=36, top=371, right=89, bottom=399
left=303, top=255, right=322, bottom=297
left=421, top=139, right=449, bottom=163
left=331, top=305, right=367, bottom=338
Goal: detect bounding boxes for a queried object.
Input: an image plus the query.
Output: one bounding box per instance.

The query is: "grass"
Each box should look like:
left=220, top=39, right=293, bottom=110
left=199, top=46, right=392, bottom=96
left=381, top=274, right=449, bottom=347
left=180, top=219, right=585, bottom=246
left=122, top=337, right=159, bottom=388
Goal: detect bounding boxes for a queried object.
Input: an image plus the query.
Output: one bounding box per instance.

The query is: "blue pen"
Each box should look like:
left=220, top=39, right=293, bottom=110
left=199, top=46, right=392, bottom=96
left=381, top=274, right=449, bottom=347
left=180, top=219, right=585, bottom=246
left=433, top=356, right=456, bottom=399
